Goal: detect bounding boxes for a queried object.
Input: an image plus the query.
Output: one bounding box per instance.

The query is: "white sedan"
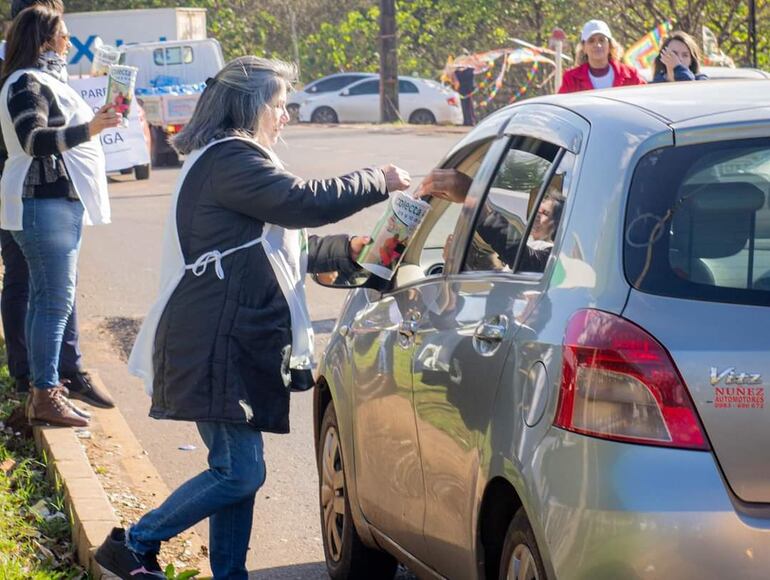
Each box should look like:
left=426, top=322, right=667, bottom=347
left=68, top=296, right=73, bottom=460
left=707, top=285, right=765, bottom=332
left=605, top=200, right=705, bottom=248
left=298, top=76, right=463, bottom=125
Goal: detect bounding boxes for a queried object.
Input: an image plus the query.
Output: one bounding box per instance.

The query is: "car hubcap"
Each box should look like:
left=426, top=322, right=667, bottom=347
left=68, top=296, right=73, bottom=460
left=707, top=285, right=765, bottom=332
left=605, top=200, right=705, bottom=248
left=316, top=108, right=336, bottom=123
left=320, top=425, right=346, bottom=562
left=413, top=111, right=434, bottom=124
left=507, top=544, right=539, bottom=580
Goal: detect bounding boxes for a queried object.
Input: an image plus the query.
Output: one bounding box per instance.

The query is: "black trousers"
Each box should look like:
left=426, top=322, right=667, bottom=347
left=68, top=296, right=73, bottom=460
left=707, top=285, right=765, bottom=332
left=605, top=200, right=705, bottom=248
left=0, top=228, right=82, bottom=379
left=461, top=96, right=476, bottom=126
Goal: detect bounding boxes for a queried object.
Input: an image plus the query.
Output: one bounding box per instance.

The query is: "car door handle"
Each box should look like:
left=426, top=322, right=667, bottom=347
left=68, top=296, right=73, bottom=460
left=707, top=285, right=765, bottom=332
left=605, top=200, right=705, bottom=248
left=474, top=315, right=508, bottom=342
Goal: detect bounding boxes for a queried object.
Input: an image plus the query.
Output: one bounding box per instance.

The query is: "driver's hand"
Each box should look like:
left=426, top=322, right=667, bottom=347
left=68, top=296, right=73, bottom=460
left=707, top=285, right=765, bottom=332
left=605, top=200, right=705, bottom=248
left=349, top=236, right=371, bottom=262
left=417, top=169, right=473, bottom=204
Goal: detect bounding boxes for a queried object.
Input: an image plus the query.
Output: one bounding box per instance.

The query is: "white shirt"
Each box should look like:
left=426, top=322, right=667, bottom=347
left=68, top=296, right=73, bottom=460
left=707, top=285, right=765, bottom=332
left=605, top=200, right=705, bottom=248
left=589, top=68, right=615, bottom=90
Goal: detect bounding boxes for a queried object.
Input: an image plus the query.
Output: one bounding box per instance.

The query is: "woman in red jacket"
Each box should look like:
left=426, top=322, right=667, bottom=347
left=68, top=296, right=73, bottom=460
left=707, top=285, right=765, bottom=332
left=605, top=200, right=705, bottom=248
left=559, top=20, right=645, bottom=93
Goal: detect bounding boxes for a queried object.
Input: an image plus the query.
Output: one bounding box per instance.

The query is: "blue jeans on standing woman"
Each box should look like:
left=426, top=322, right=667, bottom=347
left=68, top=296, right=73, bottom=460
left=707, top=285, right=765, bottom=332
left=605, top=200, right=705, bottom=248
left=128, top=422, right=266, bottom=579
left=0, top=227, right=83, bottom=382
left=10, top=197, right=83, bottom=389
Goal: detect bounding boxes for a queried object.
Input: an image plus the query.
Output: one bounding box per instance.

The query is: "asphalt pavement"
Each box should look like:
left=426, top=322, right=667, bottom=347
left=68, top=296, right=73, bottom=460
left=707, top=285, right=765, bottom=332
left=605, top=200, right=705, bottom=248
left=75, top=124, right=466, bottom=577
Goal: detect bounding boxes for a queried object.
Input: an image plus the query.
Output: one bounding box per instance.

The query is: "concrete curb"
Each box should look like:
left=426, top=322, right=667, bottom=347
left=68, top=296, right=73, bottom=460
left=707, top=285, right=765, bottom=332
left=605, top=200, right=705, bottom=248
left=32, top=371, right=211, bottom=578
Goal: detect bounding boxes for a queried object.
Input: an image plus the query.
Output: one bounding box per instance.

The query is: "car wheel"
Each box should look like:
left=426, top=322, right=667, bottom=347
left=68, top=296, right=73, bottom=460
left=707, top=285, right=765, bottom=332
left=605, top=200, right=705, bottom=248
left=499, top=508, right=546, bottom=580
left=287, top=104, right=300, bottom=124
left=311, top=106, right=339, bottom=124
left=134, top=164, right=151, bottom=180
left=409, top=109, right=436, bottom=125
left=319, top=404, right=398, bottom=580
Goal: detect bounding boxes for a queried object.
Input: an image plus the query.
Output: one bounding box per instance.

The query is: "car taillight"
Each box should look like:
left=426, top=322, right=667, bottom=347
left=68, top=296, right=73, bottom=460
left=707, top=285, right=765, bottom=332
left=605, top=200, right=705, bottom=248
left=447, top=96, right=459, bottom=107
left=555, top=309, right=709, bottom=450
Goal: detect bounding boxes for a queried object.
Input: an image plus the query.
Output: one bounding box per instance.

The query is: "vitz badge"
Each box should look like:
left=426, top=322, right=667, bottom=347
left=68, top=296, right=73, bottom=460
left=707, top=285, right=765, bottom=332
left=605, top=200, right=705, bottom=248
left=709, top=367, right=764, bottom=410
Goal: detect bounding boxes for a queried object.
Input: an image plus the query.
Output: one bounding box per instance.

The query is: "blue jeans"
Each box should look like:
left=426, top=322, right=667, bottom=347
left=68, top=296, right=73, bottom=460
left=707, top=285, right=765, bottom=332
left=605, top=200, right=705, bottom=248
left=128, top=422, right=266, bottom=580
left=11, top=198, right=84, bottom=389
left=0, top=228, right=83, bottom=380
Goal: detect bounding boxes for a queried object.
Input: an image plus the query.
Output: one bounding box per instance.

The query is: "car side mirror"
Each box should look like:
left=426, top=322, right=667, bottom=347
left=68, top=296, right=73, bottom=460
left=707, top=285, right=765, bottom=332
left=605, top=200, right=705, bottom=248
left=313, top=269, right=371, bottom=288
left=313, top=269, right=392, bottom=291
left=340, top=89, right=350, bottom=96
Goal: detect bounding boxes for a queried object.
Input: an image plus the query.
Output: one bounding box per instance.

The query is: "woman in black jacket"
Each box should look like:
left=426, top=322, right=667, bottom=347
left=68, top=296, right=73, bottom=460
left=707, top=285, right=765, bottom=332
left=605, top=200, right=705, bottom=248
left=95, top=56, right=410, bottom=579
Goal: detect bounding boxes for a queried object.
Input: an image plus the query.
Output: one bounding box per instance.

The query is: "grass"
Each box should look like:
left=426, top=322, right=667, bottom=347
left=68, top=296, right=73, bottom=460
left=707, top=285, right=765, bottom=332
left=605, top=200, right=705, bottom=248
left=0, top=356, right=86, bottom=579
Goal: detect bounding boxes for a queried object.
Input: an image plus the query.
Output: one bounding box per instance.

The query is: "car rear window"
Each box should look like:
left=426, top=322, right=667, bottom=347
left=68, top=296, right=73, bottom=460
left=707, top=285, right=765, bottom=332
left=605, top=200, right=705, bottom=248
left=625, top=137, right=770, bottom=307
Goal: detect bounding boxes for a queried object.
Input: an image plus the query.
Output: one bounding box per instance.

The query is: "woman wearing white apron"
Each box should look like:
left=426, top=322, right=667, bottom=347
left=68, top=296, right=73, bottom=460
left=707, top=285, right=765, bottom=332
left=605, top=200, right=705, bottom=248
left=0, top=6, right=119, bottom=428
left=94, top=56, right=410, bottom=579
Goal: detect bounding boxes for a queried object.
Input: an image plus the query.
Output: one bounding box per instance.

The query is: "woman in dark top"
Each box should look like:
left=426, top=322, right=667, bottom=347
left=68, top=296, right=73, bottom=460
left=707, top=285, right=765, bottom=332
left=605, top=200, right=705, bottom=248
left=0, top=6, right=119, bottom=428
left=94, top=56, right=410, bottom=579
left=653, top=31, right=709, bottom=83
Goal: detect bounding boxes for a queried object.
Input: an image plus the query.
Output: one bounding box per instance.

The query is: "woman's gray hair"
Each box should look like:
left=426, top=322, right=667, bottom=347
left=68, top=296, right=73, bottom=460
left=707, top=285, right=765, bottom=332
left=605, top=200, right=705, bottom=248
left=172, top=56, right=297, bottom=154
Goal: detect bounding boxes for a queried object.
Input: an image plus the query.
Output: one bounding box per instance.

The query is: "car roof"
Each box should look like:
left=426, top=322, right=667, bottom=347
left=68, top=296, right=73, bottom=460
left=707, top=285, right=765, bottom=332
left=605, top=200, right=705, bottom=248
left=700, top=66, right=770, bottom=79
left=308, top=72, right=376, bottom=83
left=534, top=79, right=770, bottom=125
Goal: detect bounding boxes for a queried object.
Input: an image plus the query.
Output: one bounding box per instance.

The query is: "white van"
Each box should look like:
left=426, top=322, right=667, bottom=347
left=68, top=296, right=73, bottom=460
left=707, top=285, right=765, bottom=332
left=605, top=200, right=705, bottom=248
left=120, top=38, right=224, bottom=166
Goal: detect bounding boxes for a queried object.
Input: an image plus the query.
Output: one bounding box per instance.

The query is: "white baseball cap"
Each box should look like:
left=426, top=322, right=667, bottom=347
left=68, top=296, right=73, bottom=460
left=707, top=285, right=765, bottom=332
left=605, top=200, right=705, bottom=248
left=581, top=20, right=613, bottom=42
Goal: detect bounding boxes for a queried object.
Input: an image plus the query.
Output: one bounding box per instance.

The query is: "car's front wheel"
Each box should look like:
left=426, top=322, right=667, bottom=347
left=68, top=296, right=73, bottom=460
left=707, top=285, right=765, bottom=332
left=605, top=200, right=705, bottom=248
left=319, top=404, right=397, bottom=580
left=287, top=103, right=300, bottom=124
left=499, top=508, right=546, bottom=580
left=134, top=164, right=151, bottom=180
left=311, top=106, right=339, bottom=124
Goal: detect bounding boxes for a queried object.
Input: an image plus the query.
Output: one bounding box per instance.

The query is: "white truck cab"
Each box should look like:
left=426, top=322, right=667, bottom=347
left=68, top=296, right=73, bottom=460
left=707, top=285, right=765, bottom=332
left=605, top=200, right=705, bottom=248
left=120, top=38, right=224, bottom=166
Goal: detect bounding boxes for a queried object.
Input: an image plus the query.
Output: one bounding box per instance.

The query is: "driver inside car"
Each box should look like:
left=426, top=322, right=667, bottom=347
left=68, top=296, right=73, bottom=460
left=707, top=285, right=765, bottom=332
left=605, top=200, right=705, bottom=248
left=419, top=168, right=565, bottom=272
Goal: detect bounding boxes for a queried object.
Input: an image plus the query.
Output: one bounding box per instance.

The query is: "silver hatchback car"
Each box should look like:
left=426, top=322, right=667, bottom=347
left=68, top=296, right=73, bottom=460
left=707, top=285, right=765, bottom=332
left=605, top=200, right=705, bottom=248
left=313, top=80, right=770, bottom=580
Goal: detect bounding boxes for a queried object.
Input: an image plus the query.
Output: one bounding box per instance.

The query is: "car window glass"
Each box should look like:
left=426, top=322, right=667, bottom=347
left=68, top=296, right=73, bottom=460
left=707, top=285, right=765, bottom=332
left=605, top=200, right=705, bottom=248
left=153, top=46, right=193, bottom=66
left=348, top=80, right=379, bottom=95
left=399, top=80, right=419, bottom=94
left=390, top=140, right=493, bottom=288
left=462, top=137, right=559, bottom=273
left=518, top=152, right=575, bottom=273
left=625, top=138, right=770, bottom=306
left=314, top=75, right=363, bottom=93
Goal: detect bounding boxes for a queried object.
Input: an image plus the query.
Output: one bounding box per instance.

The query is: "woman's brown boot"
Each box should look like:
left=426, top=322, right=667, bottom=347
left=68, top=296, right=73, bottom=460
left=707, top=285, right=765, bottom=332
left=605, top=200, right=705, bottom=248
left=28, top=385, right=89, bottom=428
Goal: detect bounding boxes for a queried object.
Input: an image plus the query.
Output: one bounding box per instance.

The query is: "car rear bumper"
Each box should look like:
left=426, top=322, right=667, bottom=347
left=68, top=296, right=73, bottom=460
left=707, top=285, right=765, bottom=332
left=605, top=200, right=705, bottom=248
left=532, top=429, right=770, bottom=580
left=435, top=106, right=463, bottom=125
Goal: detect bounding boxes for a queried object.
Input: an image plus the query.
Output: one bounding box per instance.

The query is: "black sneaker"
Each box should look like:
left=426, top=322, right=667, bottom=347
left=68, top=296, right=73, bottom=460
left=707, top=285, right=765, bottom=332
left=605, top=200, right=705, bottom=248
left=60, top=371, right=115, bottom=409
left=94, top=527, right=165, bottom=579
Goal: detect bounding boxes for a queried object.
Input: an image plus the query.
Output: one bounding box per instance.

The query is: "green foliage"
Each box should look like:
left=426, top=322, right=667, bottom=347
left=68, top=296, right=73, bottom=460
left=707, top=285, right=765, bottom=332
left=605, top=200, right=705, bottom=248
left=302, top=6, right=381, bottom=76
left=2, top=0, right=767, bottom=94
left=163, top=562, right=200, bottom=580
left=0, top=353, right=85, bottom=579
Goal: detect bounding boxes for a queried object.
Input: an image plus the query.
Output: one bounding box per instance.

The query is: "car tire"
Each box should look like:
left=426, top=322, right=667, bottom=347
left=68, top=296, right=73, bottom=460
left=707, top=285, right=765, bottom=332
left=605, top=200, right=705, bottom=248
left=150, top=126, right=180, bottom=167
left=499, top=508, right=547, bottom=580
left=318, top=404, right=398, bottom=580
left=409, top=109, right=436, bottom=125
left=134, top=164, right=151, bottom=180
left=311, top=106, right=339, bottom=124
left=287, top=104, right=300, bottom=124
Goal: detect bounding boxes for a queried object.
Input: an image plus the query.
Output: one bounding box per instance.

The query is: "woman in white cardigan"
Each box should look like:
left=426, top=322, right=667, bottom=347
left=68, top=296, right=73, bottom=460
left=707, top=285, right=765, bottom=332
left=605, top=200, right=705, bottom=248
left=0, top=6, right=119, bottom=427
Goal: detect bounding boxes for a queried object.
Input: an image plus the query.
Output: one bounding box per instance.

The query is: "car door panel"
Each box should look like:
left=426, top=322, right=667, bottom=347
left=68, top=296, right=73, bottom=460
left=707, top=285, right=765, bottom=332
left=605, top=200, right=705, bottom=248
left=413, top=134, right=579, bottom=578
left=349, top=288, right=432, bottom=561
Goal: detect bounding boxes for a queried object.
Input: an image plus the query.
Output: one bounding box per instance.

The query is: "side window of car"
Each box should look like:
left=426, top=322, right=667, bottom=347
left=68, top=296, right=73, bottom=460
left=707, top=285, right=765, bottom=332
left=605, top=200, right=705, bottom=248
left=314, top=75, right=365, bottom=93
left=461, top=137, right=562, bottom=274
left=518, top=151, right=575, bottom=273
left=388, top=140, right=494, bottom=290
left=348, top=80, right=379, bottom=96
left=399, top=80, right=419, bottom=94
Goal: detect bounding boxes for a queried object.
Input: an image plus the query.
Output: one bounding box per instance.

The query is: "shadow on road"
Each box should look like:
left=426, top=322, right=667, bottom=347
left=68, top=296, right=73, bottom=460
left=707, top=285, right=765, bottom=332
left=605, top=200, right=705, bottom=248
left=248, top=562, right=417, bottom=579
left=248, top=562, right=327, bottom=579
